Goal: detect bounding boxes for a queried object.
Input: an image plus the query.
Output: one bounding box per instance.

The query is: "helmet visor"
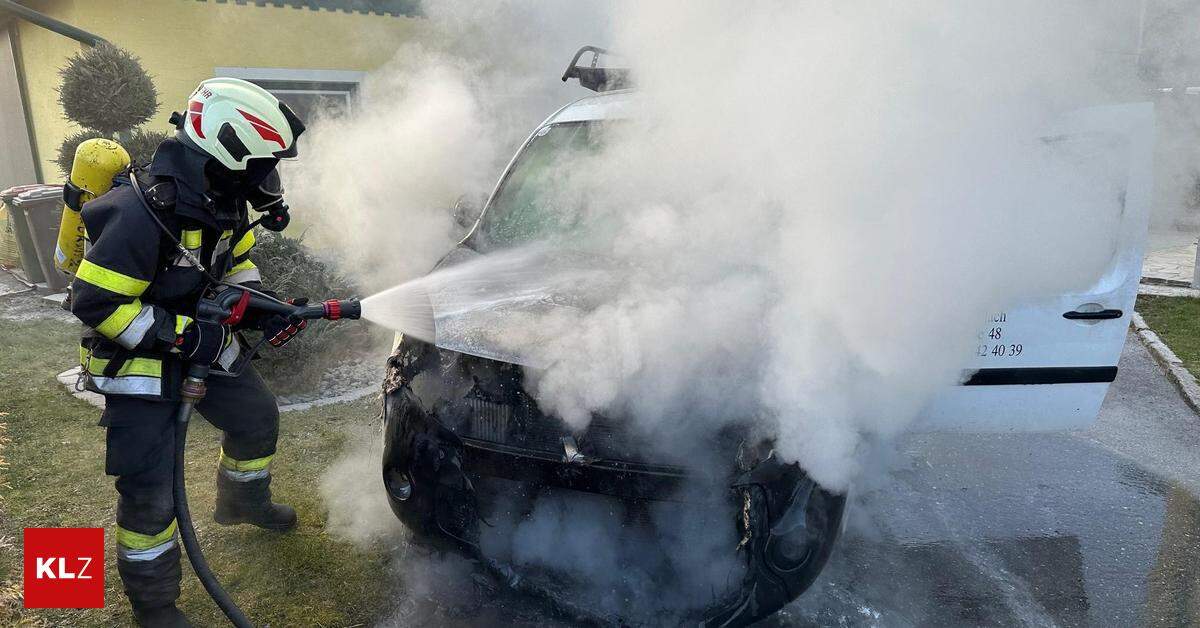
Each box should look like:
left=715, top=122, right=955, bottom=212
left=272, top=101, right=306, bottom=159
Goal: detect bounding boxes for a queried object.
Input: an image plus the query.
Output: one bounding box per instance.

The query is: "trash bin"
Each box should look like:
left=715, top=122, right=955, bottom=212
left=1, top=184, right=46, bottom=283
left=0, top=202, right=21, bottom=268
left=3, top=184, right=67, bottom=291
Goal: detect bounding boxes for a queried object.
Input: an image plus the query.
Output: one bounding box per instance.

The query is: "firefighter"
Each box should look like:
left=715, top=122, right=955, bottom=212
left=70, top=78, right=307, bottom=627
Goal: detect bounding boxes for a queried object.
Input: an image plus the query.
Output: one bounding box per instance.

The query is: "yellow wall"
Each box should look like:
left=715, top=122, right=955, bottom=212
left=15, top=0, right=419, bottom=182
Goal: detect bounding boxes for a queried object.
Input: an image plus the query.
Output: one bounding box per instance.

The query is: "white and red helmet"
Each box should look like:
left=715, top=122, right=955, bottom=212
left=178, top=77, right=304, bottom=171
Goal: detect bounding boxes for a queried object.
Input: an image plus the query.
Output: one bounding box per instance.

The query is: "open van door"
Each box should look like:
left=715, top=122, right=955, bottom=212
left=921, top=103, right=1155, bottom=431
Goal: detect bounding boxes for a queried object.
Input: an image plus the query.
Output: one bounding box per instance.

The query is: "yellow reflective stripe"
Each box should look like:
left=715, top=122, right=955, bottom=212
left=76, top=259, right=150, bottom=296
left=117, top=520, right=177, bottom=550
left=174, top=315, right=193, bottom=335
left=220, top=229, right=233, bottom=240
left=230, top=259, right=257, bottom=272
left=80, top=346, right=162, bottom=378
left=82, top=355, right=163, bottom=378
left=226, top=259, right=257, bottom=275
left=232, top=230, right=255, bottom=257
left=119, top=358, right=162, bottom=378
left=219, top=448, right=273, bottom=472
left=182, top=229, right=202, bottom=249
left=95, top=301, right=143, bottom=338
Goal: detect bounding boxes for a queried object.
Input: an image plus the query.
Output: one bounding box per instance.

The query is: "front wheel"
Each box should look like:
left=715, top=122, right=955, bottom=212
left=702, top=453, right=847, bottom=627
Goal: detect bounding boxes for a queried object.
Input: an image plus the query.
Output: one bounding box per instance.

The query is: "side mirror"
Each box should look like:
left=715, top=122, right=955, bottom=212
left=452, top=194, right=485, bottom=233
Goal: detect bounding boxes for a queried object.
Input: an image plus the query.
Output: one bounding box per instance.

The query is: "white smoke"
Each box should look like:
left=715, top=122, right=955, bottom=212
left=285, top=51, right=493, bottom=291
left=312, top=0, right=1142, bottom=608
left=487, top=1, right=1131, bottom=489
left=286, top=1, right=608, bottom=291
left=476, top=483, right=744, bottom=621
left=317, top=0, right=1137, bottom=488
left=319, top=423, right=404, bottom=546
left=1138, top=0, right=1200, bottom=228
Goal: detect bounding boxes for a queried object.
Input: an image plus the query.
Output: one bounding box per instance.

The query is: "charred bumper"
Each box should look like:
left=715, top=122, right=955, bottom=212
left=380, top=378, right=690, bottom=536
left=460, top=437, right=688, bottom=501
left=380, top=343, right=845, bottom=626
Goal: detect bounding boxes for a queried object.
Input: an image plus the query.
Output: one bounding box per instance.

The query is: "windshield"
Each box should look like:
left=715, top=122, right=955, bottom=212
left=475, top=121, right=612, bottom=251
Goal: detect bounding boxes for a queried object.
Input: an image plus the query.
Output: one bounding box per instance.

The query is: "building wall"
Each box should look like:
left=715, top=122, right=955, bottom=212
left=15, top=0, right=419, bottom=182
left=0, top=24, right=38, bottom=192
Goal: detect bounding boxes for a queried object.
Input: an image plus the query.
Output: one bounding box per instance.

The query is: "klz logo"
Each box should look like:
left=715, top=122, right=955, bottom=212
left=35, top=556, right=94, bottom=579
left=23, top=528, right=104, bottom=608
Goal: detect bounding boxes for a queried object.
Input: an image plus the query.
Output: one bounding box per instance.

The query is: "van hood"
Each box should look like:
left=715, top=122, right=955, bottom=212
left=423, top=245, right=621, bottom=368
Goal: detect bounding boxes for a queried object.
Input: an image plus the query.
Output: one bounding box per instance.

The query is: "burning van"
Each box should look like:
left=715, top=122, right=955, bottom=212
left=376, top=47, right=846, bottom=625
left=378, top=47, right=1153, bottom=626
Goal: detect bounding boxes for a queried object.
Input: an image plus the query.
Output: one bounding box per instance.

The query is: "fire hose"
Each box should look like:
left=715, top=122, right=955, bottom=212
left=124, top=171, right=367, bottom=624
left=175, top=287, right=361, bottom=627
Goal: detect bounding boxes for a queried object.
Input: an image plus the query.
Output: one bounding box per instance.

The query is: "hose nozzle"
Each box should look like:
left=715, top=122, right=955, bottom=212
left=203, top=287, right=361, bottom=323
left=320, top=298, right=361, bottom=321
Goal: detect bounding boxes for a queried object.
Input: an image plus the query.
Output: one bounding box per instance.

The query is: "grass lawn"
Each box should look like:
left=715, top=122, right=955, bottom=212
left=1137, top=294, right=1200, bottom=379
left=0, top=316, right=390, bottom=626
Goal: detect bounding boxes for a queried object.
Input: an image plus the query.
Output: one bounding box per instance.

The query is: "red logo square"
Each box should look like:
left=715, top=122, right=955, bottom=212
left=23, top=528, right=104, bottom=608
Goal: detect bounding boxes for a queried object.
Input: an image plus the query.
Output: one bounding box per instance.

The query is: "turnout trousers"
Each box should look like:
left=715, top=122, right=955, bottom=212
left=100, top=366, right=280, bottom=611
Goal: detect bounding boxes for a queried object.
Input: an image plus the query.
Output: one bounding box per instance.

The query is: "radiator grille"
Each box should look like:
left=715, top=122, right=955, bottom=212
left=463, top=398, right=647, bottom=461
left=468, top=397, right=512, bottom=442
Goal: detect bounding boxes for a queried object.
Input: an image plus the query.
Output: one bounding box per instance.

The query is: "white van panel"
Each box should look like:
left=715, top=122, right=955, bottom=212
left=920, top=103, right=1155, bottom=431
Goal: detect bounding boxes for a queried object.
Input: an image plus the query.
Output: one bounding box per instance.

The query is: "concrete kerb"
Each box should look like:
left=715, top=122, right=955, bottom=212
left=1132, top=312, right=1200, bottom=415
left=1138, top=283, right=1200, bottom=298
left=277, top=385, right=378, bottom=413
left=56, top=367, right=105, bottom=409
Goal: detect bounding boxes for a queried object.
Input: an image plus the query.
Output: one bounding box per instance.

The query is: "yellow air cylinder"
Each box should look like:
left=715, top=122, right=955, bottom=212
left=55, top=138, right=130, bottom=273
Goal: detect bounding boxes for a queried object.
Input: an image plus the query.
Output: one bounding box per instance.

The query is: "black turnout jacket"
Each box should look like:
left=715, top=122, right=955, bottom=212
left=71, top=138, right=268, bottom=400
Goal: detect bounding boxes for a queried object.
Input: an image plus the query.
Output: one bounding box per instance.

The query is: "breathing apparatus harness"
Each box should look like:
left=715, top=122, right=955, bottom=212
left=129, top=171, right=360, bottom=628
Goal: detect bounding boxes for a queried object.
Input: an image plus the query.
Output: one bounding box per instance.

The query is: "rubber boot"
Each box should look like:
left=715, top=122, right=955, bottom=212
left=212, top=472, right=296, bottom=531
left=117, top=545, right=192, bottom=627
left=132, top=603, right=194, bottom=628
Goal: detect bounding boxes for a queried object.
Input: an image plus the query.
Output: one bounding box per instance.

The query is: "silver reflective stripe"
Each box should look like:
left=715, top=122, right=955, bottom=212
left=220, top=466, right=269, bottom=482
left=217, top=337, right=240, bottom=371
left=223, top=268, right=261, bottom=284
left=211, top=238, right=231, bottom=263
left=175, top=250, right=200, bottom=267
left=118, top=538, right=177, bottom=562
left=114, top=304, right=156, bottom=350
left=90, top=375, right=162, bottom=396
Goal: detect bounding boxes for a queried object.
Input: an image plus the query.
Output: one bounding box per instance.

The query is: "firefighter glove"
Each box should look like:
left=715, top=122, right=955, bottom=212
left=176, top=319, right=230, bottom=365
left=263, top=298, right=308, bottom=348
